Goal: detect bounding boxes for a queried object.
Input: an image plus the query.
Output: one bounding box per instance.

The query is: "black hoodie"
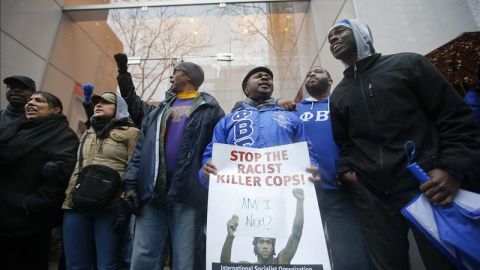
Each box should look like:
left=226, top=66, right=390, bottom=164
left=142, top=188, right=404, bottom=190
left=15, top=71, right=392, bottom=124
left=330, top=20, right=480, bottom=194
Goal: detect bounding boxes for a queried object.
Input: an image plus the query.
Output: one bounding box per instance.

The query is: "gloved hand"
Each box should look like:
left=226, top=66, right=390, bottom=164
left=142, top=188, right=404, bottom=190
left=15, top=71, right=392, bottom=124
left=114, top=53, right=128, bottom=74
left=112, top=201, right=132, bottom=234
left=123, top=184, right=140, bottom=214
left=82, top=84, right=94, bottom=102
left=41, top=161, right=64, bottom=178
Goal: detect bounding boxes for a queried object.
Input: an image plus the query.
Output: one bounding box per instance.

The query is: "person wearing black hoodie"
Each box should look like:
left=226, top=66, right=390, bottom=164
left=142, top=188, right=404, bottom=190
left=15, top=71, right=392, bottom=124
left=0, top=91, right=78, bottom=270
left=327, top=19, right=480, bottom=270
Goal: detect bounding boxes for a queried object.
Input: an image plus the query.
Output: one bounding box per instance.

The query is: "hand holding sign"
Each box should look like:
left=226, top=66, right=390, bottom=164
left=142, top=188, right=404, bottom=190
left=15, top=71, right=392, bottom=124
left=306, top=166, right=321, bottom=182
left=208, top=143, right=331, bottom=269
left=203, top=160, right=217, bottom=182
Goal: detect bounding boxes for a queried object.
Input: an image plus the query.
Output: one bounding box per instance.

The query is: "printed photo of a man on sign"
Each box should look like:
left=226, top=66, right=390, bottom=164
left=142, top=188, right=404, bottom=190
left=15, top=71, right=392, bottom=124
left=206, top=142, right=331, bottom=270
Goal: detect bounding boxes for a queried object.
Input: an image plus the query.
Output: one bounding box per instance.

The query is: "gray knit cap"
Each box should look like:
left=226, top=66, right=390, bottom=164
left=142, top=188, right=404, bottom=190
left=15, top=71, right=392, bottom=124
left=175, top=62, right=205, bottom=89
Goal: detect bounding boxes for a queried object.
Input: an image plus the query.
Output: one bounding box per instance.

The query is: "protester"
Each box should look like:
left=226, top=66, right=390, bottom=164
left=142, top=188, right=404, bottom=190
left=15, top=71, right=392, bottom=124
left=62, top=92, right=140, bottom=270
left=327, top=18, right=480, bottom=270
left=122, top=62, right=225, bottom=270
left=200, top=66, right=320, bottom=187
left=295, top=66, right=372, bottom=270
left=1, top=75, right=36, bottom=128
left=0, top=91, right=78, bottom=270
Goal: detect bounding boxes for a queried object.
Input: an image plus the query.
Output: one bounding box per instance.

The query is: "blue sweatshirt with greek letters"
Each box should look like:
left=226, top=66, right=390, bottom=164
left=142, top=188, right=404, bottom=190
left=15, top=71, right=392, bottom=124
left=199, top=101, right=318, bottom=188
left=296, top=97, right=339, bottom=190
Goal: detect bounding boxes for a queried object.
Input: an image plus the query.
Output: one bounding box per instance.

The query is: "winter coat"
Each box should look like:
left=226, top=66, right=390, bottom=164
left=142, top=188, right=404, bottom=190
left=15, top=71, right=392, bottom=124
left=296, top=97, right=340, bottom=190
left=62, top=125, right=140, bottom=209
left=330, top=52, right=480, bottom=195
left=0, top=115, right=78, bottom=237
left=199, top=101, right=318, bottom=187
left=0, top=105, right=26, bottom=129
left=123, top=92, right=225, bottom=207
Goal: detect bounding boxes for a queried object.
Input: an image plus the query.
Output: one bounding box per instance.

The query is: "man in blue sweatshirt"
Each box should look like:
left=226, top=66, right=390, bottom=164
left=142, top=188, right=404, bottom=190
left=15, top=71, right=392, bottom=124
left=200, top=66, right=319, bottom=185
left=296, top=67, right=371, bottom=270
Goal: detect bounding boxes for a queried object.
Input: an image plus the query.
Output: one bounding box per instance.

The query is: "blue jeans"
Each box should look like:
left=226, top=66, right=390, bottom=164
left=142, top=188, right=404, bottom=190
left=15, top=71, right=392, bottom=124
left=63, top=208, right=122, bottom=270
left=130, top=197, right=201, bottom=270
left=317, top=188, right=373, bottom=270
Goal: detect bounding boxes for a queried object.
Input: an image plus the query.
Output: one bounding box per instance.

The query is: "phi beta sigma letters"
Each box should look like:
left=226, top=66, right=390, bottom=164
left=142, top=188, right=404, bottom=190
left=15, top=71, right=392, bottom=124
left=207, top=142, right=331, bottom=270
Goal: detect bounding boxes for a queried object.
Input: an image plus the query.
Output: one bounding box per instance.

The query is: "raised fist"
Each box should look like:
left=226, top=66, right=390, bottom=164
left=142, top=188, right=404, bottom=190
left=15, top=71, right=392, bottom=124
left=227, top=215, right=239, bottom=237
left=292, top=188, right=304, bottom=202
left=82, top=84, right=94, bottom=102
left=114, top=53, right=128, bottom=73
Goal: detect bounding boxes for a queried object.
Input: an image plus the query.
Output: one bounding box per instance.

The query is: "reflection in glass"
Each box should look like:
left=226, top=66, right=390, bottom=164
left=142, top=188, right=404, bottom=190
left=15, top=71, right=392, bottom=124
left=105, top=1, right=314, bottom=109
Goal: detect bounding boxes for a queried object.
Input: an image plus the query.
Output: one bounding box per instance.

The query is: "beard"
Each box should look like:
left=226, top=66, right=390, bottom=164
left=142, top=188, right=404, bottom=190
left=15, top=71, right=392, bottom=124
left=306, top=79, right=329, bottom=97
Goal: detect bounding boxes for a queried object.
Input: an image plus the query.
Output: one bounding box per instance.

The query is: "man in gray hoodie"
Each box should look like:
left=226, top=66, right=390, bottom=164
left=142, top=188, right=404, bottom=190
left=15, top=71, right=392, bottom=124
left=327, top=19, right=480, bottom=270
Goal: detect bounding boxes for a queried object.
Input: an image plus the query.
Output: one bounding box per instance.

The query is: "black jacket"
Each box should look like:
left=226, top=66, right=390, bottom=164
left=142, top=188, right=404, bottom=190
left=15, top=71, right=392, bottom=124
left=330, top=53, right=480, bottom=194
left=0, top=116, right=78, bottom=237
left=0, top=105, right=26, bottom=130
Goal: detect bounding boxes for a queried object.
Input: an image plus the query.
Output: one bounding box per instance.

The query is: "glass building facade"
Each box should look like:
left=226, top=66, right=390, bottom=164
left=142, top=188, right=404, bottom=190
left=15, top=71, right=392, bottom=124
left=1, top=0, right=478, bottom=132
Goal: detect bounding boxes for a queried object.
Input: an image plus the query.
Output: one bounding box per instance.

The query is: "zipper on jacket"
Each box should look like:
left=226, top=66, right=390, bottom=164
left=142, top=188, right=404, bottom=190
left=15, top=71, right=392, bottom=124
left=354, top=65, right=358, bottom=79
left=358, top=76, right=385, bottom=189
left=368, top=83, right=374, bottom=97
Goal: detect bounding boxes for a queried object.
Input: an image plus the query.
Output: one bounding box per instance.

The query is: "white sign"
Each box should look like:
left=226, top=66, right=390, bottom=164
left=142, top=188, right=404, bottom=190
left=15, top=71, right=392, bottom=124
left=207, top=142, right=331, bottom=269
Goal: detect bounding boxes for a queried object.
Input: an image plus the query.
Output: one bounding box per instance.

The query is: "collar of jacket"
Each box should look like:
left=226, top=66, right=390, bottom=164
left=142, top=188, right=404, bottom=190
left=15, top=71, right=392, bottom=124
left=243, top=97, right=277, bottom=110
left=5, top=104, right=26, bottom=117
left=343, top=53, right=382, bottom=77
left=194, top=92, right=220, bottom=108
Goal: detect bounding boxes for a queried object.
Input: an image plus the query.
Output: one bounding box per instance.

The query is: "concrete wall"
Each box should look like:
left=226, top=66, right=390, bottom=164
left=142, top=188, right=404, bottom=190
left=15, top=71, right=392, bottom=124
left=0, top=0, right=63, bottom=108
left=353, top=0, right=479, bottom=55
left=1, top=0, right=122, bottom=133
left=310, top=0, right=479, bottom=89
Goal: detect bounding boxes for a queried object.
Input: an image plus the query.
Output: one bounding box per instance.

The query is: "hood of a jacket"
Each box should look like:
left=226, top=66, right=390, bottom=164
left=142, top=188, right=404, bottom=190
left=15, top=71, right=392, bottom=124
left=237, top=98, right=277, bottom=111
left=329, top=18, right=375, bottom=66
left=114, top=92, right=130, bottom=121
left=198, top=92, right=221, bottom=107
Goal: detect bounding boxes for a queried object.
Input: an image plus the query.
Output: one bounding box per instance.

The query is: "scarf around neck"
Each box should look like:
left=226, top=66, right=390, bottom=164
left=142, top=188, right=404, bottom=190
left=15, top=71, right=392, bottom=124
left=90, top=116, right=132, bottom=139
left=0, top=113, right=69, bottom=163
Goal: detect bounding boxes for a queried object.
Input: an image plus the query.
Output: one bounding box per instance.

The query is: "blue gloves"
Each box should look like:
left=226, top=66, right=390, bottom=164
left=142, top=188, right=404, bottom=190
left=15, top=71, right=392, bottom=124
left=82, top=84, right=94, bottom=102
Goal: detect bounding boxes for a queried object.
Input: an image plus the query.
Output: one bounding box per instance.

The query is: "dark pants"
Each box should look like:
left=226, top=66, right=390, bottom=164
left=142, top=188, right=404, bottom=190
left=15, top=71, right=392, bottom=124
left=345, top=181, right=456, bottom=270
left=317, top=188, right=373, bottom=270
left=0, top=231, right=52, bottom=270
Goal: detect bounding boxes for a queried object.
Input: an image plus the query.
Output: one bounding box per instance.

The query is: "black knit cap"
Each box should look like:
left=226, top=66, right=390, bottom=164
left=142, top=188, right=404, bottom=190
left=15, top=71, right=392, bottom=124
left=242, top=66, right=273, bottom=91
left=3, top=75, right=36, bottom=92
